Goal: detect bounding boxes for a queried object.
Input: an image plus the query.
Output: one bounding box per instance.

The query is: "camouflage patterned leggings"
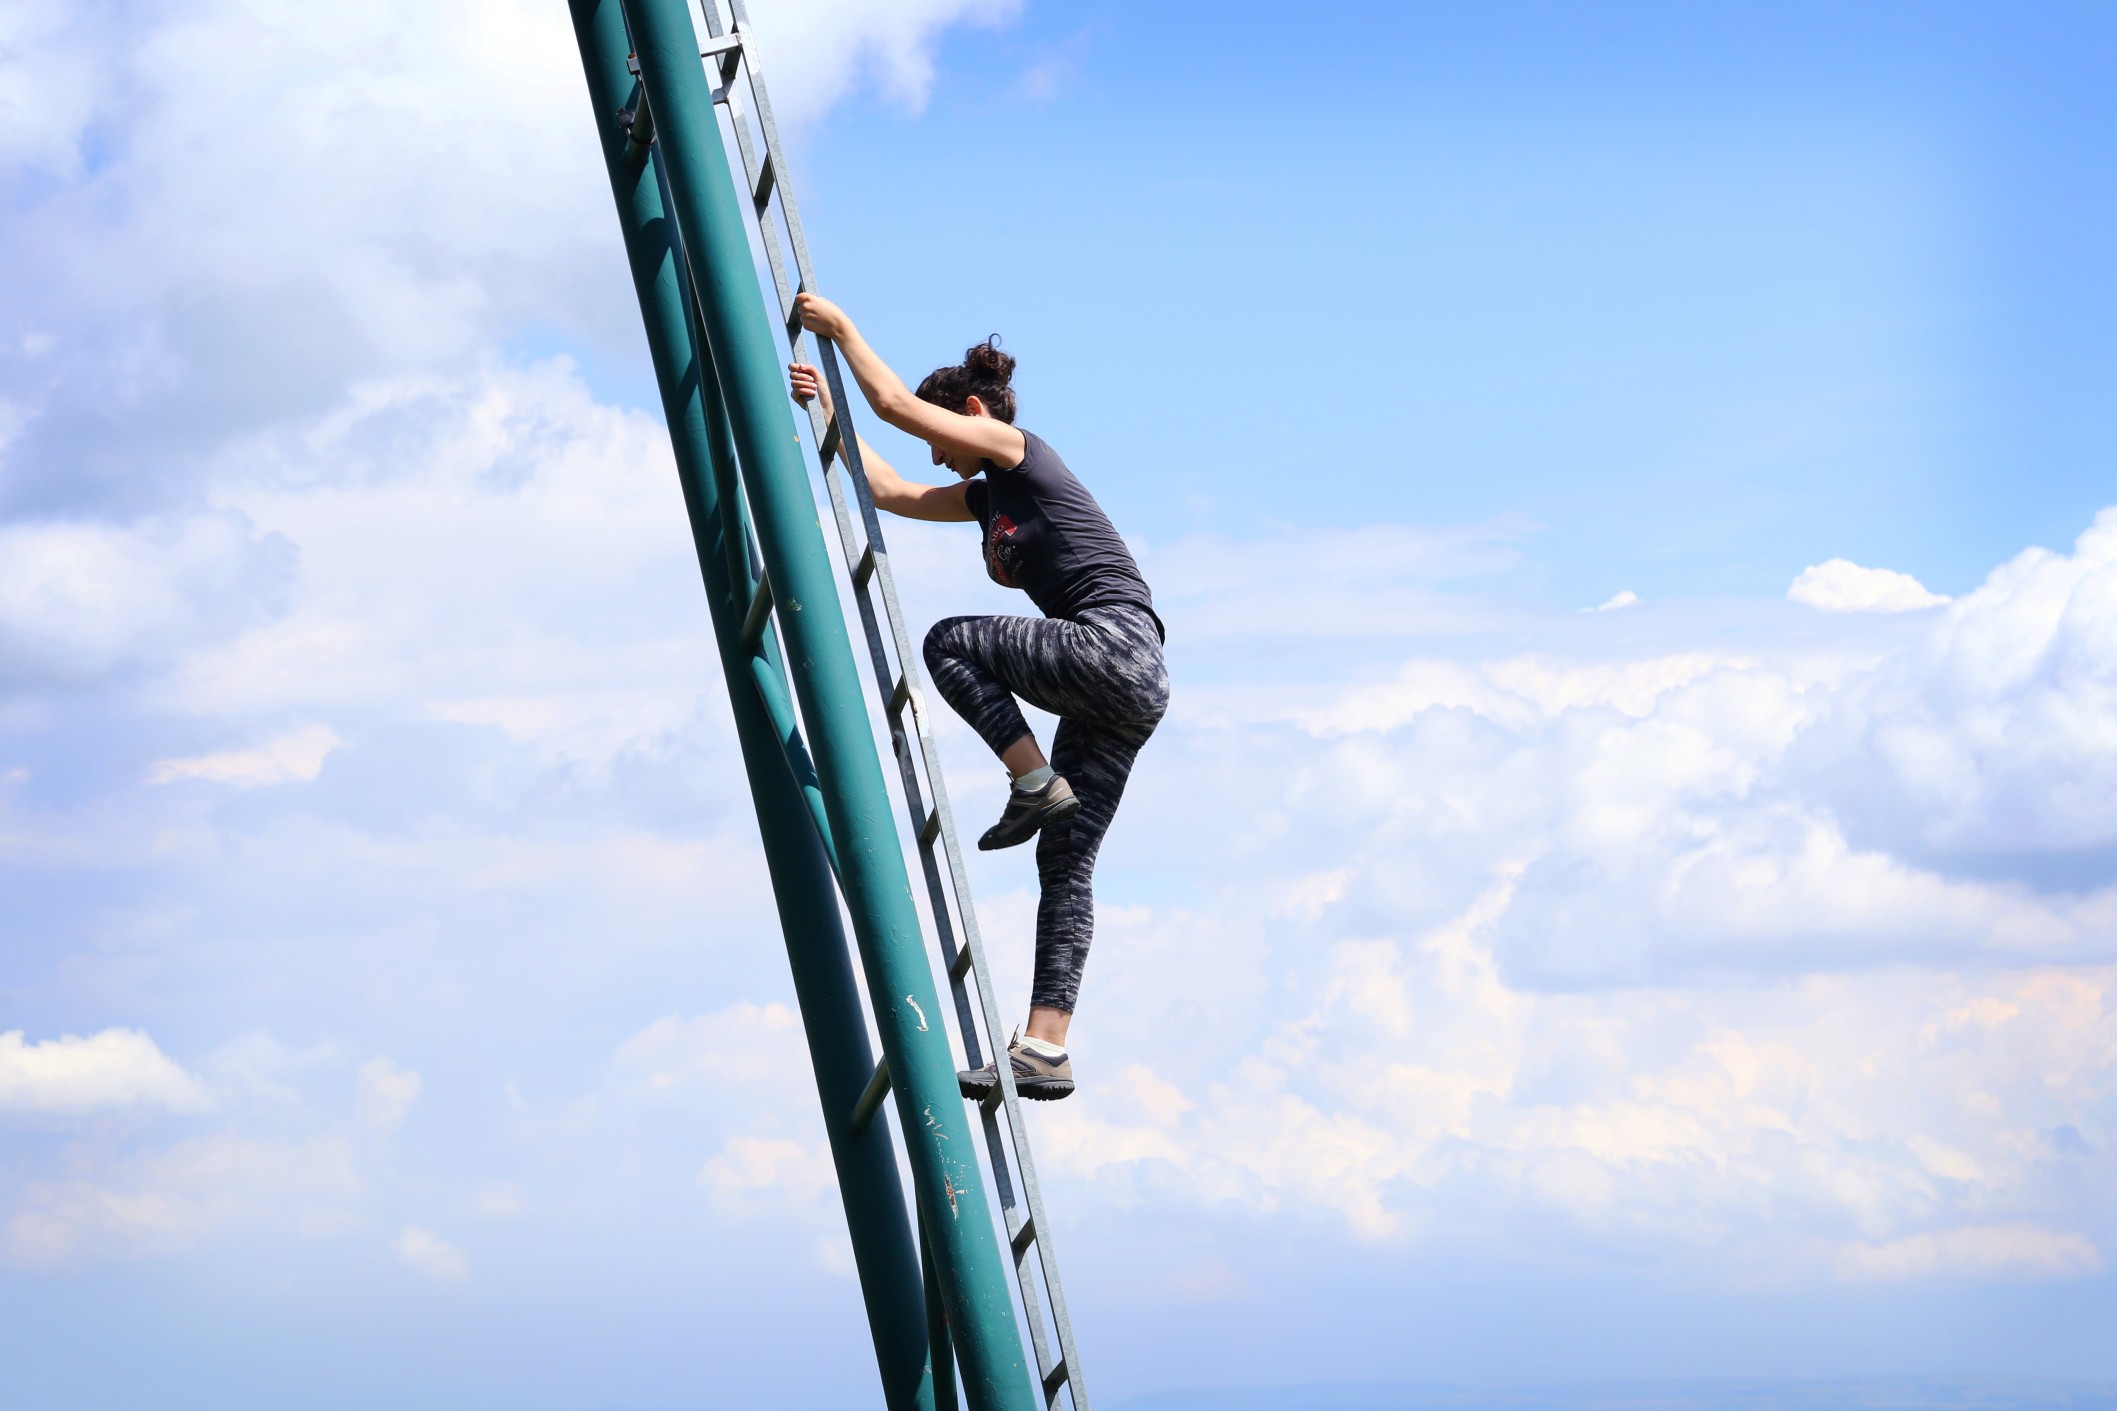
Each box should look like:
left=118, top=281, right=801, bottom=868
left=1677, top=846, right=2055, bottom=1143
left=923, top=604, right=1170, bottom=1014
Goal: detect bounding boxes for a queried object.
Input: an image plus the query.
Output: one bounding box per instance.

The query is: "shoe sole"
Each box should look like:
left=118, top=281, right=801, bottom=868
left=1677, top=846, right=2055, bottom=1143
left=957, top=1072, right=1075, bottom=1101
left=977, top=792, right=1082, bottom=852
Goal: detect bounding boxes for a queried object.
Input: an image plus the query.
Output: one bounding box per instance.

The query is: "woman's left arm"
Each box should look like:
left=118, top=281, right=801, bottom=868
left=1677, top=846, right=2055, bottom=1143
left=795, top=293, right=1027, bottom=470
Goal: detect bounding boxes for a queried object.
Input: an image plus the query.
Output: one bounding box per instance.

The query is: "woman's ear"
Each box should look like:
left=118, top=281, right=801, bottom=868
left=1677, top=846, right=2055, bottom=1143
left=961, top=394, right=989, bottom=420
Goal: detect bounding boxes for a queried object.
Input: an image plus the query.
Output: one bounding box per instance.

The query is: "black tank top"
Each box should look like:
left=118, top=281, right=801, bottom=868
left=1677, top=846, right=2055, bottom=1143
left=962, top=430, right=1160, bottom=632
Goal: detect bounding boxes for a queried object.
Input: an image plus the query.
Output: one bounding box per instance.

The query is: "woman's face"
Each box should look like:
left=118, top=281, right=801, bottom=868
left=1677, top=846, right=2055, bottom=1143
left=931, top=442, right=985, bottom=479
left=930, top=396, right=994, bottom=478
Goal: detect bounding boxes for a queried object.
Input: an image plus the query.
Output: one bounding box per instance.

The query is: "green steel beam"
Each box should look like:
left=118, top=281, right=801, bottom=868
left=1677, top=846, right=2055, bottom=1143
left=618, top=4, right=1037, bottom=1408
left=566, top=5, right=939, bottom=1407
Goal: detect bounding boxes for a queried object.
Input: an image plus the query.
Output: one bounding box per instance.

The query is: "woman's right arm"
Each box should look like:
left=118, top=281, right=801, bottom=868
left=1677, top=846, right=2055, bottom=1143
left=790, top=362, right=974, bottom=522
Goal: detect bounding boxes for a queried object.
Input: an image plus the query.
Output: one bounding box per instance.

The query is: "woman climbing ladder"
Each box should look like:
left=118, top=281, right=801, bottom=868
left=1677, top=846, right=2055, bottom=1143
left=789, top=293, right=1168, bottom=1103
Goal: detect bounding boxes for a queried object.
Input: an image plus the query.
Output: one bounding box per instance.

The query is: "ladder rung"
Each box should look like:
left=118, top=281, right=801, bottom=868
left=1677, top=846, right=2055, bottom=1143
left=1010, top=1214, right=1036, bottom=1256
left=917, top=807, right=941, bottom=847
left=700, top=32, right=741, bottom=58
left=849, top=1057, right=891, bottom=1134
left=739, top=570, right=773, bottom=648
left=1042, top=1358, right=1069, bottom=1396
left=852, top=543, right=875, bottom=587
left=888, top=673, right=911, bottom=719
left=950, top=945, right=974, bottom=982
left=819, top=417, right=842, bottom=465
left=752, top=154, right=775, bottom=209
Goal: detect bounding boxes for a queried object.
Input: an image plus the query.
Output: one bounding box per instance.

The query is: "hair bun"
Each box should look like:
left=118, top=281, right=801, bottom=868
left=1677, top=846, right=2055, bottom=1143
left=915, top=335, right=1021, bottom=422
left=964, top=336, right=1016, bottom=387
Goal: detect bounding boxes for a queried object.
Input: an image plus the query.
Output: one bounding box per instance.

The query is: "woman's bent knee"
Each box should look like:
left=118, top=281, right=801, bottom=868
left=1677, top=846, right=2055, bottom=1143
left=923, top=616, right=970, bottom=672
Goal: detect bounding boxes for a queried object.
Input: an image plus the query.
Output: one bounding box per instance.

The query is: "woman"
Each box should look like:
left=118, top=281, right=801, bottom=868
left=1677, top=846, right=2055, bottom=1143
left=788, top=292, right=1168, bottom=1102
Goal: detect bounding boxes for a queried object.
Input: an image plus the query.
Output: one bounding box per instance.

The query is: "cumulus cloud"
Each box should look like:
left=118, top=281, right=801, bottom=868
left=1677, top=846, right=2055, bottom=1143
left=147, top=724, right=341, bottom=786
left=613, top=1002, right=810, bottom=1094
left=0, top=0, right=1026, bottom=528
left=355, top=1058, right=423, bottom=1131
left=4, top=1052, right=423, bottom=1267
left=734, top=0, right=1024, bottom=120
left=0, top=511, right=292, bottom=687
left=0, top=1029, right=213, bottom=1115
left=961, top=508, right=2117, bottom=1273
left=702, top=1135, right=838, bottom=1210
left=393, top=1225, right=470, bottom=1283
left=1032, top=883, right=2117, bottom=1277
left=1789, top=557, right=1950, bottom=612
left=6, top=1130, right=366, bottom=1268
left=1838, top=1224, right=2103, bottom=1282
left=1806, top=511, right=2117, bottom=860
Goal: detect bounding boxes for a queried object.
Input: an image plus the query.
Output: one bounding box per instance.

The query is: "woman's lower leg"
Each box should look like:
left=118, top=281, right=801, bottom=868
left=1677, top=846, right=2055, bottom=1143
left=1024, top=1005, right=1071, bottom=1046
left=998, top=733, right=1047, bottom=779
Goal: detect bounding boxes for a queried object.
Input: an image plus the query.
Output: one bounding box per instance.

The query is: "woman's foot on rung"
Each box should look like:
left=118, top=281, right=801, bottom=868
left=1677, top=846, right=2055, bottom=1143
left=958, top=1031, right=1075, bottom=1102
left=977, top=773, right=1080, bottom=851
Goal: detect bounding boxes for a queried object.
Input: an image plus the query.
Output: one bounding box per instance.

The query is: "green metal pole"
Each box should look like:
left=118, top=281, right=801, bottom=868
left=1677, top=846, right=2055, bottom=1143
left=567, top=6, right=939, bottom=1407
left=619, top=5, right=1036, bottom=1408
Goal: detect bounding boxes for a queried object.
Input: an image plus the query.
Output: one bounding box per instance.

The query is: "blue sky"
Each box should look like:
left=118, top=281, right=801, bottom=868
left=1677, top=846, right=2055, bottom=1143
left=3, top=2, right=2117, bottom=1408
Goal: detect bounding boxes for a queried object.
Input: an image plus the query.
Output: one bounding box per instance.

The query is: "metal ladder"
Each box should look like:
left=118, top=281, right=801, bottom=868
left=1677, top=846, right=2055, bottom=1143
left=684, top=3, right=1089, bottom=1406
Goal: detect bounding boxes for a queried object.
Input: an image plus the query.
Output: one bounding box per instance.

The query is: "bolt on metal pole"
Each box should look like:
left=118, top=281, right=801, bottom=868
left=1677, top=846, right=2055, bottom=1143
left=618, top=3, right=1037, bottom=1408
left=567, top=4, right=943, bottom=1407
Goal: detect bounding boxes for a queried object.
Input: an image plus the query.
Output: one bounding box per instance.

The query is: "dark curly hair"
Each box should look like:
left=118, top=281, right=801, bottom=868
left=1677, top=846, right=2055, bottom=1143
left=914, top=337, right=1017, bottom=423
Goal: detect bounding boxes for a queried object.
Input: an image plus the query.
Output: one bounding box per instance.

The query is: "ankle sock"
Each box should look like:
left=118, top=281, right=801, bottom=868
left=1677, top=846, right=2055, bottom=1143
left=1012, top=765, right=1054, bottom=794
left=1018, top=1034, right=1066, bottom=1059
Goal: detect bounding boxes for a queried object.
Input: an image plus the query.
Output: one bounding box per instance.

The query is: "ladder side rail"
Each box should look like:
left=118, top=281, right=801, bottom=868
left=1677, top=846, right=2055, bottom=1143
left=698, top=38, right=1006, bottom=1085
left=697, top=14, right=1090, bottom=1404
left=568, top=9, right=940, bottom=1405
left=624, top=8, right=1038, bottom=1406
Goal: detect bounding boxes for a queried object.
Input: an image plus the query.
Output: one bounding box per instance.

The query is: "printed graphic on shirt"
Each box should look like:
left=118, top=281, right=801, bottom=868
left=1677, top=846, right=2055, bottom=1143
left=985, top=512, right=1022, bottom=587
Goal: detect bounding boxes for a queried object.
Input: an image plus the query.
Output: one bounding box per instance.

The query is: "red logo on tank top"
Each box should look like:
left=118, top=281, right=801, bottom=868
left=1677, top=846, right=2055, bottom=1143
left=986, top=513, right=1019, bottom=587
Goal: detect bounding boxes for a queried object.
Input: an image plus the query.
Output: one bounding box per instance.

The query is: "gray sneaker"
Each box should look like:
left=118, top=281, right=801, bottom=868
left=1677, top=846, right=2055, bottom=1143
left=977, top=774, right=1081, bottom=851
left=958, top=1032, right=1075, bottom=1102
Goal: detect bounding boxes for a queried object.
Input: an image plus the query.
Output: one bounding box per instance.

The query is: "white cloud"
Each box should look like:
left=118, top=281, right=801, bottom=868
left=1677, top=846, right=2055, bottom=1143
left=612, top=1002, right=812, bottom=1100
left=355, top=1058, right=422, bottom=1131
left=468, top=1182, right=530, bottom=1221
left=0, top=0, right=99, bottom=172
left=1789, top=557, right=1950, bottom=612
left=3, top=1051, right=431, bottom=1268
left=0, top=512, right=291, bottom=686
left=147, top=724, right=341, bottom=787
left=1034, top=882, right=2117, bottom=1278
left=702, top=1135, right=838, bottom=1210
left=1592, top=589, right=1640, bottom=611
left=6, top=1131, right=365, bottom=1268
left=1837, top=1224, right=2103, bottom=1281
left=978, top=509, right=2117, bottom=1275
left=0, top=1029, right=212, bottom=1115
left=393, top=1225, right=470, bottom=1283
left=730, top=0, right=1024, bottom=121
